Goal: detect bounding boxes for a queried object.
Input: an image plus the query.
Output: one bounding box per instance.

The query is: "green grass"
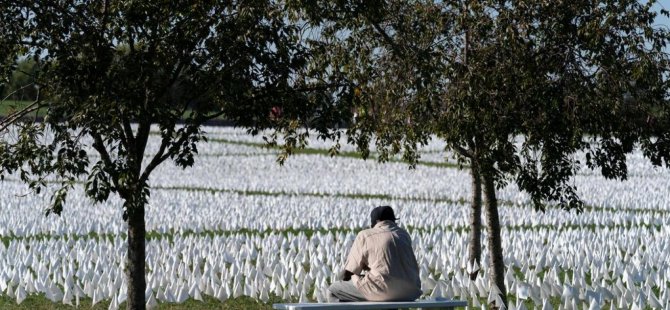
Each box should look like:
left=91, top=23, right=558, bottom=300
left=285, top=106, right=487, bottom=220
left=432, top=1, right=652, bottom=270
left=0, top=294, right=283, bottom=309
left=0, top=231, right=115, bottom=248
left=155, top=184, right=470, bottom=204
left=154, top=184, right=670, bottom=216
left=0, top=100, right=33, bottom=115
left=0, top=291, right=569, bottom=310
left=1, top=222, right=662, bottom=249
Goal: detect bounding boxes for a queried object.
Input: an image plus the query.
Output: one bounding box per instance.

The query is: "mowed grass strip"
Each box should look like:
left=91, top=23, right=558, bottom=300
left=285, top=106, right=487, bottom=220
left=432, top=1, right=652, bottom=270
left=1, top=222, right=662, bottom=248
left=156, top=184, right=469, bottom=204
left=155, top=184, right=670, bottom=216
left=2, top=176, right=669, bottom=215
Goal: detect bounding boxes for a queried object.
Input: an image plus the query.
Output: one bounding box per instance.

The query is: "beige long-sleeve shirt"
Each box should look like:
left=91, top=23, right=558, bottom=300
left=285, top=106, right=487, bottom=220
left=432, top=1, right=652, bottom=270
left=344, top=220, right=422, bottom=301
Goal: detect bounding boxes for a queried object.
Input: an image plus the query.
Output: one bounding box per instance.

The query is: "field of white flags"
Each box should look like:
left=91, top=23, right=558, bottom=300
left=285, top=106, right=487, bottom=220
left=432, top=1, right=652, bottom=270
left=1, top=126, right=669, bottom=309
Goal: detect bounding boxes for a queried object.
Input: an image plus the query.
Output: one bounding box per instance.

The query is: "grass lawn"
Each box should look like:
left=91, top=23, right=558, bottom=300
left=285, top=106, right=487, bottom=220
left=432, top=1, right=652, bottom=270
left=0, top=295, right=283, bottom=309
left=0, top=294, right=621, bottom=309
left=0, top=100, right=44, bottom=117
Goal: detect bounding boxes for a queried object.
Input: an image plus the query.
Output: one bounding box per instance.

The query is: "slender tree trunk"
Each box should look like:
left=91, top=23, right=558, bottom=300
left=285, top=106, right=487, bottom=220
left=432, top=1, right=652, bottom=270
left=482, top=169, right=507, bottom=309
left=468, top=163, right=482, bottom=280
left=126, top=203, right=147, bottom=310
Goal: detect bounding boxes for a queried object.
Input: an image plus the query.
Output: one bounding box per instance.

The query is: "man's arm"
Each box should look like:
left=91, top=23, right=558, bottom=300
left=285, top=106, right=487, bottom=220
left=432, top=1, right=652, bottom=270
left=343, top=232, right=368, bottom=279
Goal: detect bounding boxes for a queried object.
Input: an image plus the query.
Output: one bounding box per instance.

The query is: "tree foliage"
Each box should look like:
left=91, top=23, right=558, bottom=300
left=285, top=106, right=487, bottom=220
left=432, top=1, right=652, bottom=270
left=0, top=58, right=39, bottom=101
left=0, top=0, right=343, bottom=215
left=294, top=0, right=670, bottom=307
left=0, top=1, right=345, bottom=309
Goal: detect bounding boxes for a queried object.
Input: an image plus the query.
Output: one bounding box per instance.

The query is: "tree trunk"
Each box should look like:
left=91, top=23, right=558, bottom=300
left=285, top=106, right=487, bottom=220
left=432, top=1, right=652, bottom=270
left=482, top=169, right=507, bottom=309
left=126, top=203, right=147, bottom=310
left=468, top=163, right=482, bottom=280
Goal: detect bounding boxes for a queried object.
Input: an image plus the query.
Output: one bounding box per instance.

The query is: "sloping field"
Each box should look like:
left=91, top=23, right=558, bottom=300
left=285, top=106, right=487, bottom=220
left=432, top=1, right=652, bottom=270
left=0, top=126, right=668, bottom=309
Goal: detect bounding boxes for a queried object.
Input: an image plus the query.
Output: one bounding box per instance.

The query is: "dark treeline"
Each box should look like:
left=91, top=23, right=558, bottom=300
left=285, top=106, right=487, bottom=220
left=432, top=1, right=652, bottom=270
left=1, top=58, right=38, bottom=101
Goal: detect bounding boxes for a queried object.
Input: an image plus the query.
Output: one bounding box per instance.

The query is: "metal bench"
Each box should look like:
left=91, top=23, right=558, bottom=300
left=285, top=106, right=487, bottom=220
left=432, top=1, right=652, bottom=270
left=273, top=299, right=468, bottom=310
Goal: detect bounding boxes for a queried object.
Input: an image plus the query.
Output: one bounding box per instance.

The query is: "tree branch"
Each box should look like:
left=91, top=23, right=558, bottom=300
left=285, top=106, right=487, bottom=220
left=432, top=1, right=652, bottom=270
left=200, top=110, right=226, bottom=122
left=139, top=146, right=170, bottom=185
left=91, top=130, right=128, bottom=198
left=139, top=128, right=172, bottom=184
left=122, top=119, right=136, bottom=154
left=366, top=18, right=405, bottom=58
left=139, top=110, right=211, bottom=184
left=293, top=82, right=350, bottom=93
left=134, top=116, right=151, bottom=173
left=0, top=88, right=42, bottom=131
left=2, top=83, right=37, bottom=102
left=91, top=131, right=114, bottom=171
left=454, top=144, right=474, bottom=159
left=101, top=0, right=109, bottom=26
left=113, top=119, right=129, bottom=151
left=0, top=105, right=41, bottom=131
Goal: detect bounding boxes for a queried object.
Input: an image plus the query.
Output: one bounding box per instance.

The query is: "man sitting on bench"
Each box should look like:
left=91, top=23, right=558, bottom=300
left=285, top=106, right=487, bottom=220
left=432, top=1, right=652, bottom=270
left=329, top=206, right=422, bottom=302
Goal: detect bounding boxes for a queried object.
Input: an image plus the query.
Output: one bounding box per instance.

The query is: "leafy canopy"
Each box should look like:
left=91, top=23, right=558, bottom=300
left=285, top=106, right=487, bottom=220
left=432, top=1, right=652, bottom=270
left=294, top=0, right=670, bottom=210
left=0, top=0, right=346, bottom=216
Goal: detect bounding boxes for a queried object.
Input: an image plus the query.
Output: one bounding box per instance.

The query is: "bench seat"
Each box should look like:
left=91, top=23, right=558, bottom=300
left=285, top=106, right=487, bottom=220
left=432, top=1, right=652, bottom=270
left=273, top=299, right=468, bottom=310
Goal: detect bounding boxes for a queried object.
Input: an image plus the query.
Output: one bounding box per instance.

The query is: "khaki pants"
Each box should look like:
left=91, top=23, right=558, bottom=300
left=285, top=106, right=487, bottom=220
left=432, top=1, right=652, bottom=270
left=328, top=280, right=366, bottom=302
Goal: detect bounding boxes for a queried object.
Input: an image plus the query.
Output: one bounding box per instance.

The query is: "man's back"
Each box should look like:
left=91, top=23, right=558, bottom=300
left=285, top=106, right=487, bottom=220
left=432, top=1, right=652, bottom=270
left=344, top=220, right=422, bottom=301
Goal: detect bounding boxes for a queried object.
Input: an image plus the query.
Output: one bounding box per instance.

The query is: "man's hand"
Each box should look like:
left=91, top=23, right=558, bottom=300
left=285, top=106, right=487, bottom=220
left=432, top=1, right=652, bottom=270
left=340, top=270, right=354, bottom=281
